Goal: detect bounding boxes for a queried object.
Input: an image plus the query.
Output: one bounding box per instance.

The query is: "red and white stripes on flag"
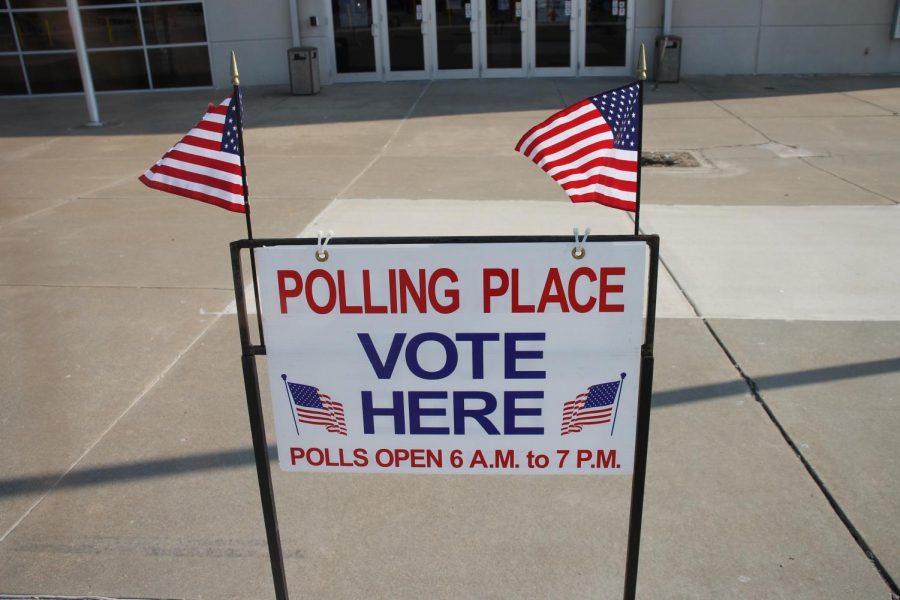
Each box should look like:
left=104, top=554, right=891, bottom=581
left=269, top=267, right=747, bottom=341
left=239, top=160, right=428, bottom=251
left=139, top=94, right=246, bottom=213
left=515, top=82, right=641, bottom=212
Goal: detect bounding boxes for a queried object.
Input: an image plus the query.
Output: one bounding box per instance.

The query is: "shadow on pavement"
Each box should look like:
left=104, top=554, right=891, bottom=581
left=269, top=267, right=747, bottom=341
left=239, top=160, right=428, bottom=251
left=1, top=356, right=897, bottom=498
left=0, top=75, right=896, bottom=137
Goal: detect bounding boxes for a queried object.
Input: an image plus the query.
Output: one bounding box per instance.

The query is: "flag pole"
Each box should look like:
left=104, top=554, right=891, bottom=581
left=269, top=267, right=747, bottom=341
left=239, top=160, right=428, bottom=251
left=281, top=374, right=300, bottom=436
left=633, top=44, right=647, bottom=236
left=232, top=51, right=266, bottom=346
left=609, top=372, right=627, bottom=436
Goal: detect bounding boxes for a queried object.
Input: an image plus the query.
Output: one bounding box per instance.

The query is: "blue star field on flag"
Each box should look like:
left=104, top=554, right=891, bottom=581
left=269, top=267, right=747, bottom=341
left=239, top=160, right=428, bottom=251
left=221, top=91, right=242, bottom=155
left=590, top=83, right=640, bottom=151
left=582, top=380, right=621, bottom=409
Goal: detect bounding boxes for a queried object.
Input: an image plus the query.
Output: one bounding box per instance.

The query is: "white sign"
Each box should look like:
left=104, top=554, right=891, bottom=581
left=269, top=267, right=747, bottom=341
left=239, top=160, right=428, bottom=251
left=257, top=241, right=645, bottom=474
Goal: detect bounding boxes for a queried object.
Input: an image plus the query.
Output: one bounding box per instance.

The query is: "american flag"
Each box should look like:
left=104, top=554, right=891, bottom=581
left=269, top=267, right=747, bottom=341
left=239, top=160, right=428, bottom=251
left=560, top=376, right=624, bottom=435
left=284, top=379, right=347, bottom=436
left=139, top=93, right=246, bottom=213
left=515, top=82, right=641, bottom=212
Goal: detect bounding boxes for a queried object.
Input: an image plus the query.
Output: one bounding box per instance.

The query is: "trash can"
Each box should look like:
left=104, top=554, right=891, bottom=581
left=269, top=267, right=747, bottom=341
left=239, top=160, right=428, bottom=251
left=654, top=35, right=681, bottom=83
left=288, top=47, right=320, bottom=95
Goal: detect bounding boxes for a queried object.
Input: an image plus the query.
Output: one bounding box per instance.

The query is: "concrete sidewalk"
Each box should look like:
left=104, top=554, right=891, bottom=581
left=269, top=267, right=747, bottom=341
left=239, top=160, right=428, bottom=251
left=0, top=75, right=898, bottom=599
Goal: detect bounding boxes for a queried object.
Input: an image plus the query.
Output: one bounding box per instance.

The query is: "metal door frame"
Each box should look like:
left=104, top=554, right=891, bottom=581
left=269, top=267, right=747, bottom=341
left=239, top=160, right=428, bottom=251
left=575, top=0, right=635, bottom=77
left=527, top=0, right=578, bottom=76
left=427, top=0, right=481, bottom=78
left=478, top=0, right=528, bottom=77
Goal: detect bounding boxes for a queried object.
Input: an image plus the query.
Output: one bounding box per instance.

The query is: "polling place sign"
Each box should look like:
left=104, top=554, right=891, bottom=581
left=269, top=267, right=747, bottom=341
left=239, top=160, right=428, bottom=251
left=256, top=238, right=647, bottom=474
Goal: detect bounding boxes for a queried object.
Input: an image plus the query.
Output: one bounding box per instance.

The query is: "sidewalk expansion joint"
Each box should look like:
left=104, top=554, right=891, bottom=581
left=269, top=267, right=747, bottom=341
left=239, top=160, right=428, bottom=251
left=645, top=231, right=900, bottom=596
left=798, top=156, right=899, bottom=205
left=682, top=80, right=899, bottom=204
left=334, top=80, right=433, bottom=200
left=0, top=309, right=226, bottom=544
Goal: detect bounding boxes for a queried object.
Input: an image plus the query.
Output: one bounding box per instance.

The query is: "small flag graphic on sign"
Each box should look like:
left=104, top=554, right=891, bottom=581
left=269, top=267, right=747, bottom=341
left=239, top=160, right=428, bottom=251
left=281, top=375, right=347, bottom=436
left=515, top=82, right=641, bottom=212
left=139, top=93, right=246, bottom=213
left=561, top=373, right=626, bottom=436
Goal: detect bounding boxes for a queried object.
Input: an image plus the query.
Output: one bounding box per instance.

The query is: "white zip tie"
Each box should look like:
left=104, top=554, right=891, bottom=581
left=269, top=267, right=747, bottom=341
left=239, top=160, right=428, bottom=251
left=572, top=227, right=590, bottom=259
left=316, top=229, right=334, bottom=262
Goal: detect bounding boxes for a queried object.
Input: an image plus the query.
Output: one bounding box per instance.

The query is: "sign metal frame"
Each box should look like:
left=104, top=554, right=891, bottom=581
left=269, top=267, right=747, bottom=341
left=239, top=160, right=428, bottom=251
left=230, top=234, right=659, bottom=600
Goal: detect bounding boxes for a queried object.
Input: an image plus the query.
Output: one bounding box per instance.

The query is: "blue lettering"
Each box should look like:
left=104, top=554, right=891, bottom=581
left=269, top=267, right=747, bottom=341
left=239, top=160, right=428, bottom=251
left=504, top=390, right=544, bottom=434
left=357, top=333, right=406, bottom=379
left=504, top=332, right=546, bottom=379
left=362, top=390, right=406, bottom=434
left=453, top=391, right=500, bottom=435
left=406, top=332, right=458, bottom=380
left=455, top=332, right=500, bottom=379
left=408, top=391, right=450, bottom=435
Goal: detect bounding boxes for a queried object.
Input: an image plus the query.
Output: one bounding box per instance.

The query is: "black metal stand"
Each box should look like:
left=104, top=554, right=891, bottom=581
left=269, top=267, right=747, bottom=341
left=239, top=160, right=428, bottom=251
left=232, top=244, right=289, bottom=600
left=230, top=235, right=659, bottom=600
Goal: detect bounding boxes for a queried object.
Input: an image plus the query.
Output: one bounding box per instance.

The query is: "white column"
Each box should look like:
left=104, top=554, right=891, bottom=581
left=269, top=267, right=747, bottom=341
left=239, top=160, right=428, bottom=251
left=289, top=0, right=301, bottom=47
left=66, top=0, right=102, bottom=126
left=663, top=0, right=673, bottom=36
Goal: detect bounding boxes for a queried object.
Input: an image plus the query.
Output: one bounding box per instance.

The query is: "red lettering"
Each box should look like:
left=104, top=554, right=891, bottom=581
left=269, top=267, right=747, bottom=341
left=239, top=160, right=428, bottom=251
left=362, top=270, right=387, bottom=314
left=430, top=268, right=460, bottom=314
left=399, top=269, right=427, bottom=313
left=336, top=271, right=362, bottom=314
left=388, top=269, right=398, bottom=313
left=277, top=270, right=302, bottom=314
left=305, top=269, right=336, bottom=314
left=511, top=269, right=535, bottom=313
left=569, top=267, right=598, bottom=312
left=306, top=448, right=324, bottom=466
left=375, top=448, right=394, bottom=467
left=600, top=267, right=626, bottom=312
left=537, top=268, right=569, bottom=312
left=483, top=268, right=508, bottom=313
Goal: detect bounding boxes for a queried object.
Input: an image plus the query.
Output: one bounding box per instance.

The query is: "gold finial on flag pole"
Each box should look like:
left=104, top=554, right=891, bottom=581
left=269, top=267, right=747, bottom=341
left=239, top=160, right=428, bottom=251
left=230, top=50, right=240, bottom=86
left=637, top=43, right=647, bottom=81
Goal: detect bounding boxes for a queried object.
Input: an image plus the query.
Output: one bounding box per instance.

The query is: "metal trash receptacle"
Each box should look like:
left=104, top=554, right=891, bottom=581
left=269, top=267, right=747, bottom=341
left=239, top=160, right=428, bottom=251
left=288, top=46, right=320, bottom=95
left=654, top=35, right=681, bottom=83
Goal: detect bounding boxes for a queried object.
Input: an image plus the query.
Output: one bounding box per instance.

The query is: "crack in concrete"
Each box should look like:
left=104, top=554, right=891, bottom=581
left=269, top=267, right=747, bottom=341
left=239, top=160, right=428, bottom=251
left=334, top=80, right=433, bottom=200
left=638, top=222, right=900, bottom=597
left=681, top=81, right=897, bottom=202
left=798, top=156, right=898, bottom=205
left=0, top=172, right=140, bottom=231
left=0, top=311, right=226, bottom=544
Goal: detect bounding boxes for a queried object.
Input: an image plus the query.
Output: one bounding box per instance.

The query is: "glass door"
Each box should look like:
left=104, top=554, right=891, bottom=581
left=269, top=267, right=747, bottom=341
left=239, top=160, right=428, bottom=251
left=481, top=0, right=525, bottom=75
left=331, top=0, right=380, bottom=79
left=532, top=0, right=575, bottom=74
left=433, top=0, right=478, bottom=77
left=382, top=0, right=428, bottom=78
left=578, top=0, right=631, bottom=75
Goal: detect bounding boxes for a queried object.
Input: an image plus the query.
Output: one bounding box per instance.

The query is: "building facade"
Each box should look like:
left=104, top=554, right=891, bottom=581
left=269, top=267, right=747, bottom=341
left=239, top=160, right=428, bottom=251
left=2, top=0, right=899, bottom=96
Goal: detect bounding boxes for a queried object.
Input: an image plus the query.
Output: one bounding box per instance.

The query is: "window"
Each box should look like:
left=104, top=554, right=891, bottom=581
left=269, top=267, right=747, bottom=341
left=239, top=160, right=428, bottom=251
left=0, top=0, right=211, bottom=96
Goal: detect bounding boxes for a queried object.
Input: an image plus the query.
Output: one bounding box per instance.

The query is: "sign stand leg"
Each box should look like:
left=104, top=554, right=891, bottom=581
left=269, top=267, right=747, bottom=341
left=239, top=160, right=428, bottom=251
left=241, top=353, right=291, bottom=600
left=623, top=354, right=655, bottom=600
